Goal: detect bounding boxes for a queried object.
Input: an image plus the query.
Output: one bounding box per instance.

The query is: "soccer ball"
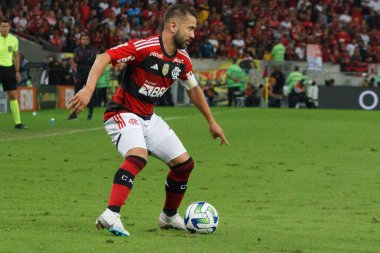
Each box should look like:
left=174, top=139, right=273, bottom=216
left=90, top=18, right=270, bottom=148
left=184, top=201, right=219, bottom=234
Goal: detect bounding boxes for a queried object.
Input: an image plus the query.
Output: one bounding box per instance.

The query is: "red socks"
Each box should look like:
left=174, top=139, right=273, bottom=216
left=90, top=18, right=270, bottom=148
left=164, top=158, right=194, bottom=213
left=107, top=156, right=147, bottom=213
left=106, top=156, right=194, bottom=215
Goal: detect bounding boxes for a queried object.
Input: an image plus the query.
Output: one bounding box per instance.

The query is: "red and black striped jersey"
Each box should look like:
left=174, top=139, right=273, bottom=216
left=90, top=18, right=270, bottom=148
left=104, top=35, right=197, bottom=121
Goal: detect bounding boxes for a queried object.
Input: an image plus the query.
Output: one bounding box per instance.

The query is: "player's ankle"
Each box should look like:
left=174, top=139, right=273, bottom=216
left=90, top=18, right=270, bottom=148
left=163, top=209, right=177, bottom=217
left=108, top=205, right=121, bottom=213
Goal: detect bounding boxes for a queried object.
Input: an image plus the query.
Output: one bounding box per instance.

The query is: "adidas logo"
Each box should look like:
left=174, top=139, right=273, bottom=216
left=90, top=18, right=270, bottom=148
left=151, top=64, right=158, bottom=70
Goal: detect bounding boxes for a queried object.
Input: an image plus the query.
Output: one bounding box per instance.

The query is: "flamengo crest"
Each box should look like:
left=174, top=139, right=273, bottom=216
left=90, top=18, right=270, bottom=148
left=171, top=66, right=181, bottom=80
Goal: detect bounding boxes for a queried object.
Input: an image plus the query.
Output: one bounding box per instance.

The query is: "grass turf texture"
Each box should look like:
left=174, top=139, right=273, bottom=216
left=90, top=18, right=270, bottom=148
left=0, top=107, right=379, bottom=253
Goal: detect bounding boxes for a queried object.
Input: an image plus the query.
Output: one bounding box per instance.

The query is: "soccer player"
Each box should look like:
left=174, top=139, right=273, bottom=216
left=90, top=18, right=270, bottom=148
left=0, top=19, right=27, bottom=129
left=68, top=4, right=229, bottom=237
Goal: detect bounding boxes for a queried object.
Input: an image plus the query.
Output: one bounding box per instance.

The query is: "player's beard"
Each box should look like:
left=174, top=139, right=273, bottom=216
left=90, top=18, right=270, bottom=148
left=173, top=32, right=189, bottom=49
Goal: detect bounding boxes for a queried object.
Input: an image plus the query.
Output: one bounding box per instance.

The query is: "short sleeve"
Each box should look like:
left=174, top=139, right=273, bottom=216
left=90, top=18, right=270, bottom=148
left=13, top=37, right=19, bottom=52
left=106, top=42, right=137, bottom=66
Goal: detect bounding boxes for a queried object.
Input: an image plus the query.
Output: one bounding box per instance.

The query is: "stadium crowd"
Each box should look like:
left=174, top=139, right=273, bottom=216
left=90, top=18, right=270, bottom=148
left=0, top=0, right=379, bottom=64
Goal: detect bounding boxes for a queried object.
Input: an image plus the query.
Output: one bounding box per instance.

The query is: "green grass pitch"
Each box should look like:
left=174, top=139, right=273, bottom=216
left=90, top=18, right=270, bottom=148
left=0, top=107, right=379, bottom=253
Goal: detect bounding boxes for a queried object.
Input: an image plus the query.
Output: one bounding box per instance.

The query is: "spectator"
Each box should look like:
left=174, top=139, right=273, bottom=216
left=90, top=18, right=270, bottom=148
left=244, top=84, right=260, bottom=107
left=1, top=0, right=379, bottom=64
left=13, top=10, right=27, bottom=32
left=127, top=2, right=141, bottom=27
left=286, top=66, right=305, bottom=107
left=198, top=1, right=210, bottom=24
left=49, top=29, right=63, bottom=51
left=199, top=38, right=214, bottom=58
left=271, top=38, right=286, bottom=62
left=101, top=9, right=117, bottom=31
left=63, top=8, right=75, bottom=24
left=231, top=32, right=245, bottom=57
left=307, top=81, right=318, bottom=107
left=45, top=10, right=57, bottom=27
left=288, top=79, right=314, bottom=108
left=360, top=74, right=372, bottom=87
left=202, top=82, right=217, bottom=106
left=294, top=42, right=306, bottom=61
left=208, top=33, right=219, bottom=58
left=225, top=58, right=247, bottom=107
left=61, top=57, right=75, bottom=85
left=80, top=0, right=90, bottom=22
left=47, top=56, right=65, bottom=85
left=268, top=65, right=285, bottom=108
left=246, top=61, right=258, bottom=88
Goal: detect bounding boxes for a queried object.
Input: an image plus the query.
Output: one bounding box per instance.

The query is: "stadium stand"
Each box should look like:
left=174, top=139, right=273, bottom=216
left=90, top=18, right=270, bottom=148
left=0, top=0, right=378, bottom=64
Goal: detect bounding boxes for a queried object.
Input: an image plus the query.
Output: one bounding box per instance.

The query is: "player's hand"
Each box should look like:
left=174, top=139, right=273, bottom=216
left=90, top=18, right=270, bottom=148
left=67, top=87, right=92, bottom=115
left=15, top=72, right=21, bottom=83
left=209, top=121, right=229, bottom=145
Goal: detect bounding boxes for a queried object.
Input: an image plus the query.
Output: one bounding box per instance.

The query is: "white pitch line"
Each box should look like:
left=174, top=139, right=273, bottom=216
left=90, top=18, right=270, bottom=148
left=0, top=127, right=104, bottom=142
left=0, top=108, right=247, bottom=142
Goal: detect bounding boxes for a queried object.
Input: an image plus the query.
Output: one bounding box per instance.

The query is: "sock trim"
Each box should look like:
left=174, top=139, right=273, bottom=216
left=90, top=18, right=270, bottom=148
left=126, top=155, right=147, bottom=169
left=170, top=157, right=193, bottom=170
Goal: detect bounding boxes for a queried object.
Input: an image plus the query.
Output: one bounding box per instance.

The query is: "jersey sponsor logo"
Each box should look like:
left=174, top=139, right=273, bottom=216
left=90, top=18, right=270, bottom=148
left=117, top=56, right=135, bottom=63
left=171, top=66, right=181, bottom=80
left=139, top=84, right=168, bottom=98
left=144, top=80, right=157, bottom=86
left=149, top=51, right=163, bottom=59
left=173, top=57, right=184, bottom=64
left=162, top=63, right=169, bottom=76
left=150, top=63, right=159, bottom=70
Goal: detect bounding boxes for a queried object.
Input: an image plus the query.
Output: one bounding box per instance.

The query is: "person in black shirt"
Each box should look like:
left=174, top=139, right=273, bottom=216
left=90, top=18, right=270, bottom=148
left=47, top=56, right=66, bottom=85
left=268, top=65, right=285, bottom=108
left=68, top=33, right=96, bottom=120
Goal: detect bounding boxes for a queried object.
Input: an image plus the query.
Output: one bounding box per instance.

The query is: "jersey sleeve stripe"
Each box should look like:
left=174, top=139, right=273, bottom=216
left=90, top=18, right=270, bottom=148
left=135, top=43, right=161, bottom=51
left=134, top=37, right=159, bottom=46
left=135, top=41, right=160, bottom=49
left=178, top=50, right=191, bottom=62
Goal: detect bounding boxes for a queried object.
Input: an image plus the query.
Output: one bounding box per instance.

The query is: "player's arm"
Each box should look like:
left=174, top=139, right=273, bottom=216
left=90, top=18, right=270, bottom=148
left=68, top=52, right=111, bottom=115
left=13, top=50, right=21, bottom=83
left=186, top=85, right=229, bottom=145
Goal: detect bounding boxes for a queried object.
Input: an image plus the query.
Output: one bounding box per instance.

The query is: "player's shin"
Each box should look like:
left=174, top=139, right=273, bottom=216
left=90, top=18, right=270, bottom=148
left=107, top=155, right=147, bottom=213
left=163, top=157, right=194, bottom=216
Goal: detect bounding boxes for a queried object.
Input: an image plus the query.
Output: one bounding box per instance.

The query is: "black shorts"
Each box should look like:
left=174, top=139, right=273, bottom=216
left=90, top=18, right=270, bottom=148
left=0, top=66, right=17, bottom=91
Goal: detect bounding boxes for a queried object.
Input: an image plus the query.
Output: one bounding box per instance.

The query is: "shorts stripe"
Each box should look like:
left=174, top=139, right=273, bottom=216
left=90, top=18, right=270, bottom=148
left=114, top=114, right=125, bottom=129
left=119, top=114, right=126, bottom=128
left=113, top=115, right=121, bottom=129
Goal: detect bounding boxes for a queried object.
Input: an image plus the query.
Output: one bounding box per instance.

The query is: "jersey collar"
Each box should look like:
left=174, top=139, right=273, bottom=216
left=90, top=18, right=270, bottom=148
left=159, top=36, right=177, bottom=59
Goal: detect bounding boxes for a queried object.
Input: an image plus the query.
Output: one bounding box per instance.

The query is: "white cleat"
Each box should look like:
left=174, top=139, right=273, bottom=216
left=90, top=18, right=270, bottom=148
left=95, top=208, right=130, bottom=236
left=158, top=212, right=186, bottom=230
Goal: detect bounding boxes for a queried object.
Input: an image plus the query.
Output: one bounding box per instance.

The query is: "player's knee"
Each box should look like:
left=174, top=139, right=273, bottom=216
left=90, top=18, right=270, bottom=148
left=8, top=91, right=18, bottom=100
left=167, top=152, right=191, bottom=167
left=125, top=147, right=148, bottom=161
left=170, top=157, right=194, bottom=173
left=167, top=157, right=194, bottom=183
